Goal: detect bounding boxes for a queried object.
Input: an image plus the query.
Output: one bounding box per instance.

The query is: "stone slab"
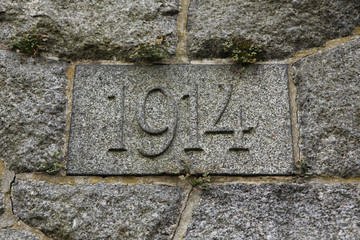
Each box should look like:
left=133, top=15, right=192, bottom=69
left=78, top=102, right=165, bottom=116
left=187, top=0, right=360, bottom=60
left=293, top=36, right=360, bottom=177
left=0, top=229, right=39, bottom=240
left=67, top=64, right=293, bottom=175
left=12, top=179, right=185, bottom=240
left=184, top=183, right=360, bottom=239
left=0, top=50, right=68, bottom=172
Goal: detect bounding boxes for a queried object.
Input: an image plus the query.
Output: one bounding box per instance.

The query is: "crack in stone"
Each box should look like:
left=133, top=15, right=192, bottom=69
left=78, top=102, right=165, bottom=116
left=8, top=173, right=16, bottom=217
left=0, top=164, right=18, bottom=229
left=171, top=187, right=201, bottom=240
left=171, top=187, right=193, bottom=240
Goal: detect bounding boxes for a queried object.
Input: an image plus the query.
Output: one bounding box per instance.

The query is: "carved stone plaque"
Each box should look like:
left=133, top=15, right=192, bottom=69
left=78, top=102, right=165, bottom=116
left=67, top=64, right=293, bottom=175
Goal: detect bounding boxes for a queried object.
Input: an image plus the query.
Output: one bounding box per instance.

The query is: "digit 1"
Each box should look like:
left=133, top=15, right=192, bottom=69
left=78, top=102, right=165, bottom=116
left=184, top=84, right=203, bottom=151
left=108, top=85, right=127, bottom=152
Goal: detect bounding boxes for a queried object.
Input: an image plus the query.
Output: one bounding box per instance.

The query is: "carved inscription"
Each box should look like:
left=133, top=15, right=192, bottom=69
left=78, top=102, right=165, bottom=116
left=68, top=64, right=294, bottom=175
left=108, top=84, right=254, bottom=157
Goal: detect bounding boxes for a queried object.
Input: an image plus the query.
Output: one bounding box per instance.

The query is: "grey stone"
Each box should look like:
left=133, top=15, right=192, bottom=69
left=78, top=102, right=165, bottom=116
left=0, top=229, right=39, bottom=240
left=0, top=50, right=68, bottom=172
left=12, top=179, right=185, bottom=240
left=184, top=183, right=360, bottom=240
left=293, top=36, right=360, bottom=177
left=0, top=0, right=179, bottom=60
left=187, top=0, right=360, bottom=60
left=67, top=64, right=293, bottom=175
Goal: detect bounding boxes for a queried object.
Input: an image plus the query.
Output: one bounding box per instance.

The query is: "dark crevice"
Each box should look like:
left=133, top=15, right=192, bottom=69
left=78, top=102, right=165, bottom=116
left=8, top=173, right=16, bottom=216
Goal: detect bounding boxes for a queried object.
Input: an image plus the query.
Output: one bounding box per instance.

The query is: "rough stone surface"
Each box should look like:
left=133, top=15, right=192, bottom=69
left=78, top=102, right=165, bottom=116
left=68, top=64, right=293, bottom=175
left=0, top=50, right=68, bottom=172
left=293, top=36, right=360, bottom=177
left=187, top=0, right=360, bottom=60
left=0, top=229, right=39, bottom=240
left=12, top=179, right=185, bottom=240
left=0, top=0, right=179, bottom=60
left=185, top=183, right=360, bottom=240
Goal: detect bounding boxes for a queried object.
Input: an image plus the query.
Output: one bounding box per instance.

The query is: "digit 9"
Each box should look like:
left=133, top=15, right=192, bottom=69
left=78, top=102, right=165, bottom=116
left=137, top=87, right=178, bottom=157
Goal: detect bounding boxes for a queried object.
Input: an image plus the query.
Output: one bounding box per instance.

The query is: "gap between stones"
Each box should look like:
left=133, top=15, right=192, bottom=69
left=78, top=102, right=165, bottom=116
left=175, top=0, right=191, bottom=63
left=171, top=186, right=200, bottom=240
left=13, top=173, right=360, bottom=186
left=170, top=186, right=193, bottom=240
left=287, top=64, right=300, bottom=163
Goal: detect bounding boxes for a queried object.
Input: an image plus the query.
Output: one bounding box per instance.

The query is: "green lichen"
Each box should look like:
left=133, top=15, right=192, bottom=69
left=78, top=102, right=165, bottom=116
left=294, top=159, right=313, bottom=177
left=39, top=150, right=66, bottom=174
left=223, top=39, right=263, bottom=65
left=130, top=35, right=169, bottom=63
left=11, top=26, right=49, bottom=59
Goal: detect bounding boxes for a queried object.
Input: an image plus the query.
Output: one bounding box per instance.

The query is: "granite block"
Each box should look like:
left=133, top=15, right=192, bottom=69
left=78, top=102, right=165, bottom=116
left=293, top=36, right=360, bottom=177
left=0, top=0, right=179, bottom=60
left=12, top=179, right=185, bottom=240
left=187, top=0, right=360, bottom=60
left=0, top=50, right=68, bottom=172
left=185, top=183, right=360, bottom=239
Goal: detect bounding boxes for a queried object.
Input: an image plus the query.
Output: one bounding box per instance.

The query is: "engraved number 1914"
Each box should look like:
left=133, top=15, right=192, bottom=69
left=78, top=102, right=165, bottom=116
left=109, top=84, right=253, bottom=157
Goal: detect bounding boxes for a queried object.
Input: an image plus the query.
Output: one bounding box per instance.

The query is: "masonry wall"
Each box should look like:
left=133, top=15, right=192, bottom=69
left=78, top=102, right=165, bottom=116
left=0, top=1, right=360, bottom=239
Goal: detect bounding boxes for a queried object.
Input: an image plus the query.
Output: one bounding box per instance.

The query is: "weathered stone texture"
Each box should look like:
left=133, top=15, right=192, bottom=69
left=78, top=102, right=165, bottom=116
left=187, top=0, right=360, bottom=60
left=0, top=51, right=68, bottom=172
left=12, top=180, right=185, bottom=240
left=0, top=229, right=39, bottom=240
left=185, top=183, right=360, bottom=240
left=0, top=0, right=179, bottom=60
left=293, top=36, right=360, bottom=177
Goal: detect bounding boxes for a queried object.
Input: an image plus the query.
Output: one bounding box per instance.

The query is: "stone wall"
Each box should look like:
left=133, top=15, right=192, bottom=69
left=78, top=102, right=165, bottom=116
left=1, top=0, right=359, bottom=239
